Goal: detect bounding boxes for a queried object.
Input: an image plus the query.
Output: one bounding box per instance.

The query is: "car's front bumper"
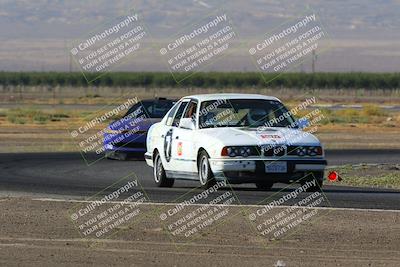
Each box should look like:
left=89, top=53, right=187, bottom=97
left=105, top=146, right=146, bottom=153
left=104, top=132, right=147, bottom=153
left=209, top=158, right=327, bottom=172
left=209, top=158, right=327, bottom=183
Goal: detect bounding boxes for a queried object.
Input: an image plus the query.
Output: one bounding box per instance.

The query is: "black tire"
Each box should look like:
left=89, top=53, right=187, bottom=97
left=153, top=152, right=174, bottom=187
left=105, top=150, right=127, bottom=160
left=255, top=181, right=274, bottom=190
left=105, top=151, right=113, bottom=159
left=301, top=171, right=323, bottom=192
left=198, top=150, right=216, bottom=189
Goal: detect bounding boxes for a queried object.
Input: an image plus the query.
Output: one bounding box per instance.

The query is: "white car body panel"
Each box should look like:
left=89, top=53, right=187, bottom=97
left=145, top=93, right=327, bottom=183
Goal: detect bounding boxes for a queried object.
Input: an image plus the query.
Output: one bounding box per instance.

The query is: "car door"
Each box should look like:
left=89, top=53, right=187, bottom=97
left=160, top=99, right=189, bottom=172
left=170, top=100, right=198, bottom=174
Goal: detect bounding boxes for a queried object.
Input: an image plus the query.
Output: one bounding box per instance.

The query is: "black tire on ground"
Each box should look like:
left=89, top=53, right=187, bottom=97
left=153, top=152, right=174, bottom=187
left=104, top=151, right=127, bottom=160
left=302, top=171, right=324, bottom=192
left=255, top=181, right=274, bottom=190
left=198, top=150, right=216, bottom=189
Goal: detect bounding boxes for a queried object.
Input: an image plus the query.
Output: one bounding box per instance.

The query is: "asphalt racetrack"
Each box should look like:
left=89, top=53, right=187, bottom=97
left=0, top=150, right=399, bottom=210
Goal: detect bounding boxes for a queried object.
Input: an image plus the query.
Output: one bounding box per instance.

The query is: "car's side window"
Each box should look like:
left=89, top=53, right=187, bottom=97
left=165, top=102, right=180, bottom=126
left=172, top=101, right=189, bottom=127
left=124, top=103, right=141, bottom=118
left=181, top=100, right=198, bottom=126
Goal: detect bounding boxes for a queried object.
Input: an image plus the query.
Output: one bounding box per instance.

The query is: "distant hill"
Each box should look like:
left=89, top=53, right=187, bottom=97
left=0, top=0, right=399, bottom=71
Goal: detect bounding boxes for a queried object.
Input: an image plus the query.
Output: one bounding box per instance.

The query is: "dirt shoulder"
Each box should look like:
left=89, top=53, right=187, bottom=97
left=0, top=197, right=399, bottom=266
left=326, top=163, right=400, bottom=189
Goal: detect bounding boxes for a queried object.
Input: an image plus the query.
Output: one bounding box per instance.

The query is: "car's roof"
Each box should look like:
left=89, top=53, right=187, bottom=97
left=141, top=98, right=175, bottom=102
left=181, top=93, right=281, bottom=102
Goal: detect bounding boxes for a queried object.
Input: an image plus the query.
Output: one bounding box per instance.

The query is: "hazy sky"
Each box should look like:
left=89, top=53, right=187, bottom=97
left=0, top=0, right=399, bottom=72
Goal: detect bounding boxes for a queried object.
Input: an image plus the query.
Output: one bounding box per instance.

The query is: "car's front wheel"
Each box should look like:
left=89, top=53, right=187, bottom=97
left=105, top=150, right=127, bottom=160
left=198, top=151, right=216, bottom=189
left=154, top=152, right=174, bottom=187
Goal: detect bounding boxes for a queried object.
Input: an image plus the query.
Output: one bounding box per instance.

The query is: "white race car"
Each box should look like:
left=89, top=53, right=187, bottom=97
left=145, top=94, right=327, bottom=191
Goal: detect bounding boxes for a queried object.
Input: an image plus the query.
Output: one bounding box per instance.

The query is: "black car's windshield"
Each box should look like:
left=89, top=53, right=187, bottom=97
left=124, top=100, right=174, bottom=119
left=198, top=99, right=295, bottom=129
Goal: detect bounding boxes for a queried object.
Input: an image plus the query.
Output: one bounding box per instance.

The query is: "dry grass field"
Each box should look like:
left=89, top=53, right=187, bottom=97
left=0, top=86, right=399, bottom=152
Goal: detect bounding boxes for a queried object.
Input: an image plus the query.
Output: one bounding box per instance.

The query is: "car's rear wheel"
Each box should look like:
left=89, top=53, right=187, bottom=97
left=198, top=151, right=216, bottom=189
left=255, top=181, right=274, bottom=190
left=301, top=171, right=323, bottom=192
left=154, top=152, right=174, bottom=187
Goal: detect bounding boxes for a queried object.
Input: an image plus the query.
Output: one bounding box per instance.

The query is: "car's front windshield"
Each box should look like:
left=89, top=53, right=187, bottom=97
left=124, top=100, right=174, bottom=119
left=198, top=99, right=296, bottom=129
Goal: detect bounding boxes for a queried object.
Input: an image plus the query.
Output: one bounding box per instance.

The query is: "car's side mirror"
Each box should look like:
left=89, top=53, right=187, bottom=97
left=296, top=118, right=310, bottom=129
left=180, top=118, right=195, bottom=130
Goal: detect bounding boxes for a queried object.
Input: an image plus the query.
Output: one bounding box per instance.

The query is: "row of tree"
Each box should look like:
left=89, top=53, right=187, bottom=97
left=0, top=72, right=399, bottom=89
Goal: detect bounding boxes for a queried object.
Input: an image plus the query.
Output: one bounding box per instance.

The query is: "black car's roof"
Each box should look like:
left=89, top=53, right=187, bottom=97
left=140, top=98, right=176, bottom=103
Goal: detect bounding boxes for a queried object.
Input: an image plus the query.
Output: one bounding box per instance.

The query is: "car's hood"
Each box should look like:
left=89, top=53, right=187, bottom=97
left=108, top=118, right=161, bottom=131
left=200, top=127, right=320, bottom=146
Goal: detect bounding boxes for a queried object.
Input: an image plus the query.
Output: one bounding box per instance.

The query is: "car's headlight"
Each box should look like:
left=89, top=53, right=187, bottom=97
left=222, top=146, right=253, bottom=157
left=307, top=146, right=323, bottom=156
left=287, top=146, right=322, bottom=156
left=226, top=147, right=237, bottom=157
left=296, top=146, right=307, bottom=156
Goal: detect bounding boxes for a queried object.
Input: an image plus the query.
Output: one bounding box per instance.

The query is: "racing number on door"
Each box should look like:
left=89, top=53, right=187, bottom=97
left=164, top=129, right=173, bottom=162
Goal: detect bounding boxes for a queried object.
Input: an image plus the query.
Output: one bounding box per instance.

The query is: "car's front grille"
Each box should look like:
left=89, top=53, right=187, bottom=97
left=260, top=145, right=322, bottom=157
left=263, top=145, right=286, bottom=157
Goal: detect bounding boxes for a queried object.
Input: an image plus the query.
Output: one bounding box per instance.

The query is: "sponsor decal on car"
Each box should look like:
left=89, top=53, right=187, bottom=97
left=177, top=142, right=183, bottom=156
left=259, top=134, right=281, bottom=139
